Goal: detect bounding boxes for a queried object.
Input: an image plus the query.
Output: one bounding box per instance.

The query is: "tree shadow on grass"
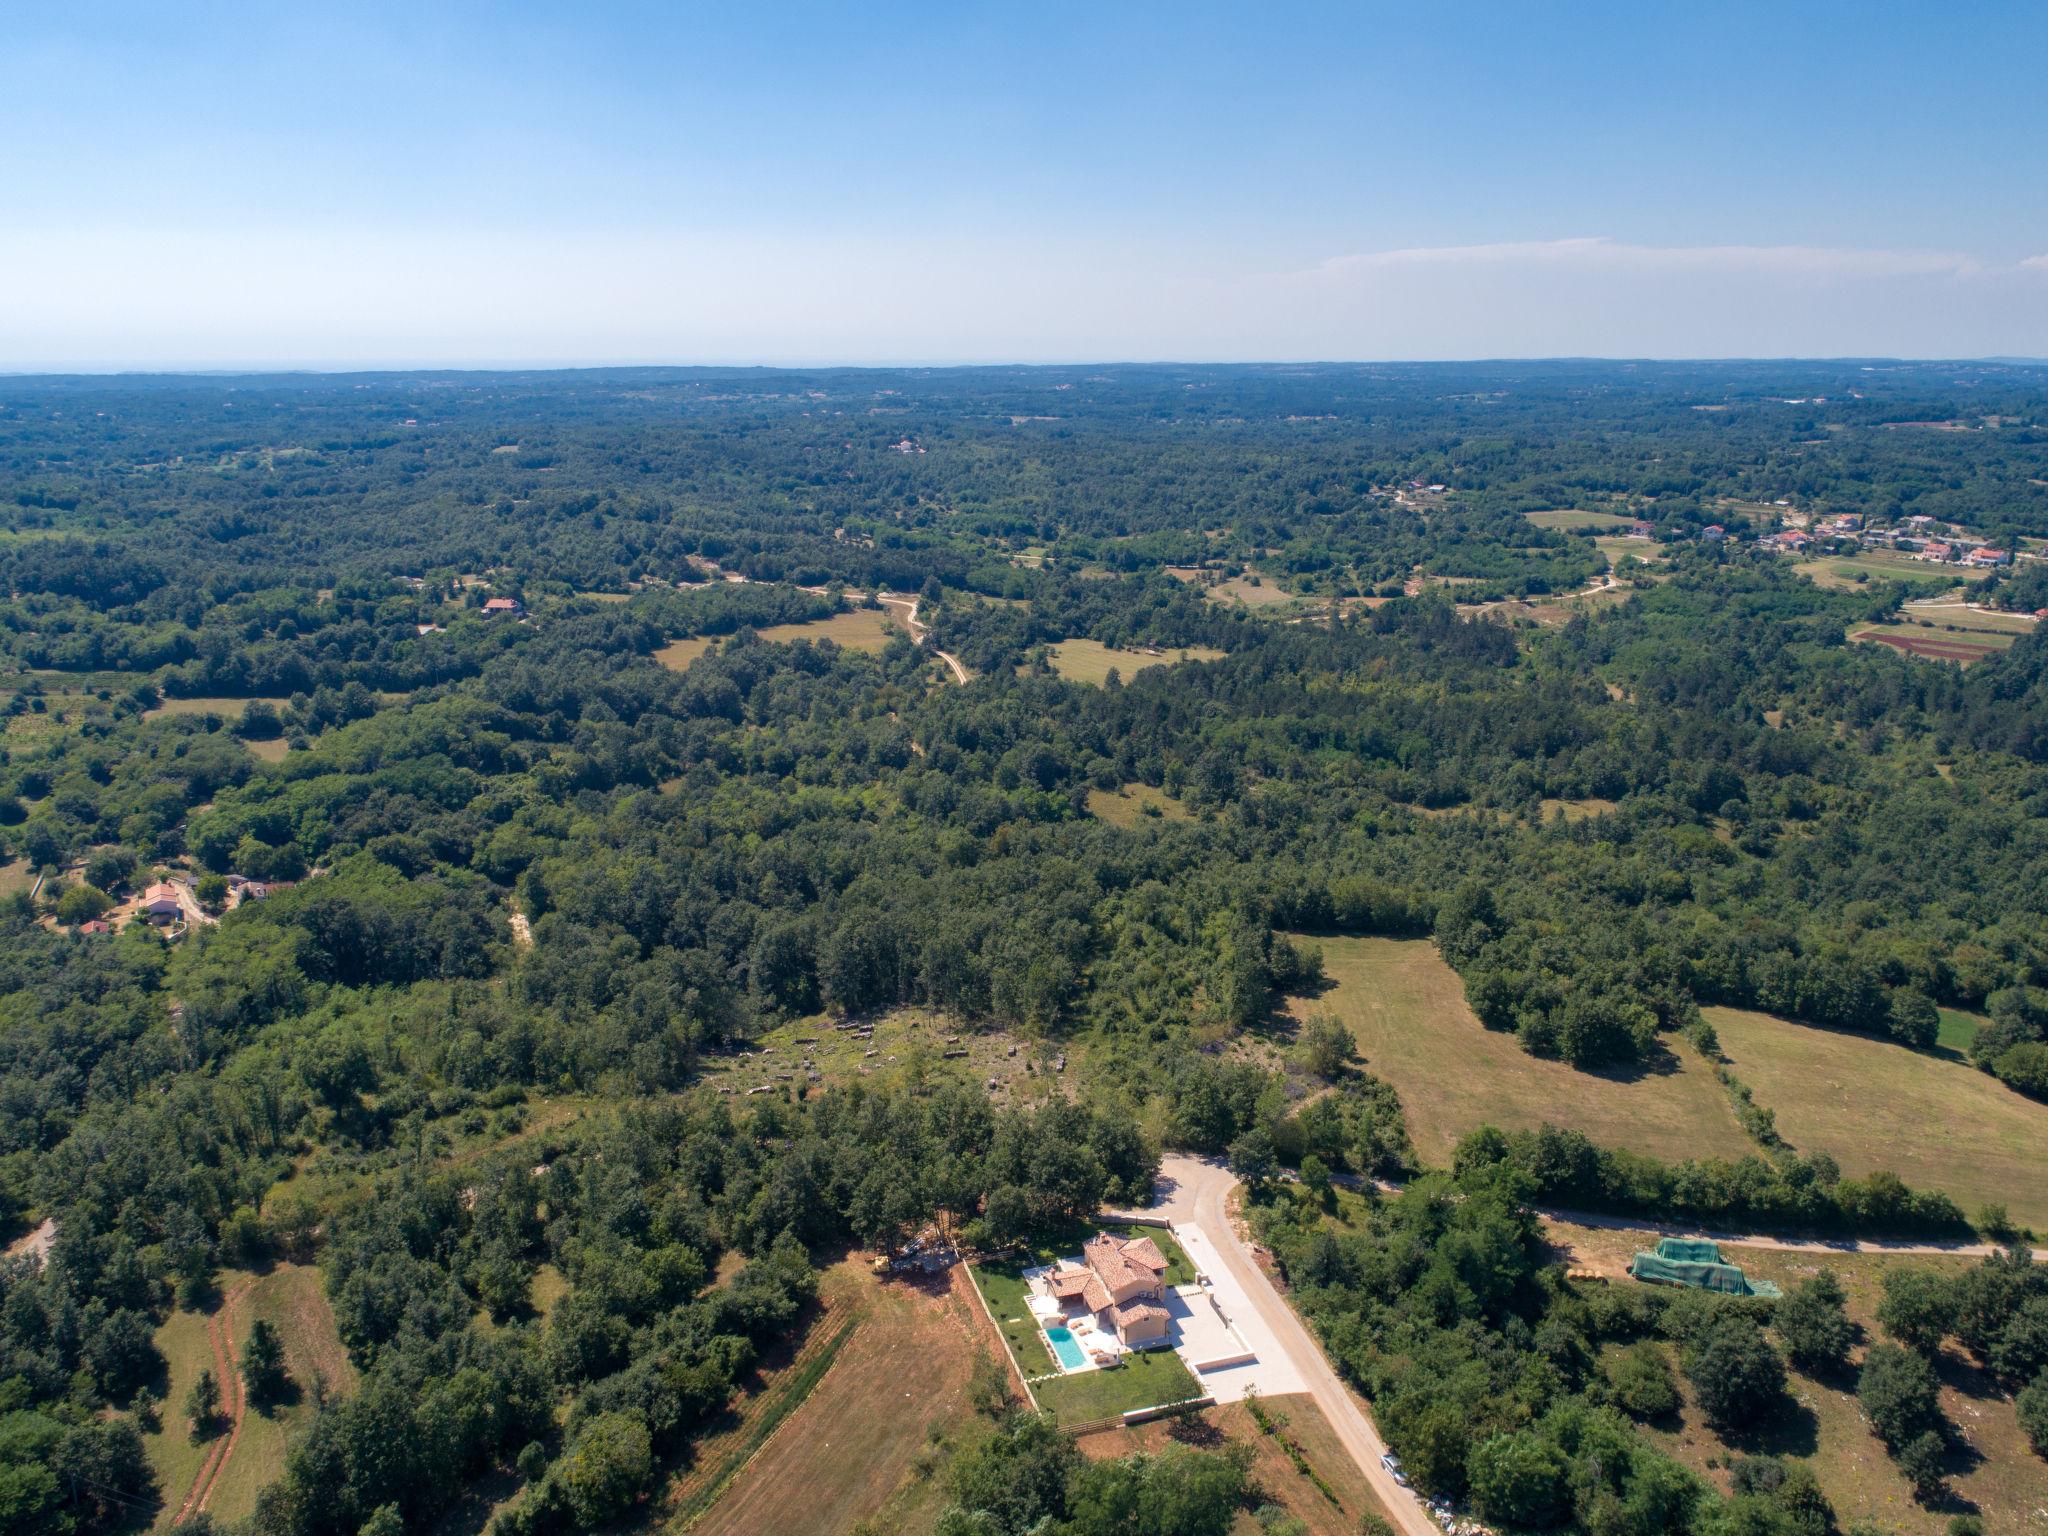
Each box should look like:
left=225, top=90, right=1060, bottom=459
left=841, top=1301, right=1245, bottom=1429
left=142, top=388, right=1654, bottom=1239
left=1712, top=1393, right=1821, bottom=1460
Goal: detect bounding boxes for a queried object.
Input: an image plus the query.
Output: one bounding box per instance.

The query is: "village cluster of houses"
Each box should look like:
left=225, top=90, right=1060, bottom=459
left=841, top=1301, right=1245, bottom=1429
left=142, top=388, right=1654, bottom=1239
left=1756, top=509, right=2026, bottom=568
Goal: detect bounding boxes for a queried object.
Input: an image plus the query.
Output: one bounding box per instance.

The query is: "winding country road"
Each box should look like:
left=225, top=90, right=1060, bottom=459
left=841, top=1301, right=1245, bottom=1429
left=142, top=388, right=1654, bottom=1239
left=1107, top=1155, right=1439, bottom=1536
left=876, top=594, right=970, bottom=684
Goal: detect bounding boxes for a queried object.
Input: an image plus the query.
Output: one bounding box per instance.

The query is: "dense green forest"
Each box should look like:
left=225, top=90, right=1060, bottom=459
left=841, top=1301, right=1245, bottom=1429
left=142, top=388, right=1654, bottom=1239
left=3, top=362, right=2047, bottom=1534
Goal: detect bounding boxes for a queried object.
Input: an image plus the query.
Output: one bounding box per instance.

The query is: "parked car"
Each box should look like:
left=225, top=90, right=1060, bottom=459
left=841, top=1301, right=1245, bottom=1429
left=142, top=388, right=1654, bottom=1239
left=1381, top=1452, right=1409, bottom=1486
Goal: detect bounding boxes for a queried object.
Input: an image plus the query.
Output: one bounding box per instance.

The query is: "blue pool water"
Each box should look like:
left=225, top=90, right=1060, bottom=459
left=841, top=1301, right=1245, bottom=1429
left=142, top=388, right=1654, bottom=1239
left=1045, top=1324, right=1088, bottom=1370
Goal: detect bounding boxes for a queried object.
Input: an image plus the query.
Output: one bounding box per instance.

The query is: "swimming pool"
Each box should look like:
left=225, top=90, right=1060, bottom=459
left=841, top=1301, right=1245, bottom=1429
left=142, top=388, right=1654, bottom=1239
left=1045, top=1324, right=1088, bottom=1370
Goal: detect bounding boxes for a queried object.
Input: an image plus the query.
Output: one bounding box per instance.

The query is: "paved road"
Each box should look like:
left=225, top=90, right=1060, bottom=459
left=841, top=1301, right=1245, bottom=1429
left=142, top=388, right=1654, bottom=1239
left=1108, top=1155, right=1439, bottom=1536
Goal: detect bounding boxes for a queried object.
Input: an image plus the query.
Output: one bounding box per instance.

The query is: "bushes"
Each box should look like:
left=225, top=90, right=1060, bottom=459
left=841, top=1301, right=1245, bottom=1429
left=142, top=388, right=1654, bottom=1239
left=1777, top=1270, right=1854, bottom=1374
left=1454, top=1122, right=1971, bottom=1239
left=1860, top=1342, right=1943, bottom=1451
left=1468, top=1431, right=1569, bottom=1528
left=1683, top=1315, right=1787, bottom=1431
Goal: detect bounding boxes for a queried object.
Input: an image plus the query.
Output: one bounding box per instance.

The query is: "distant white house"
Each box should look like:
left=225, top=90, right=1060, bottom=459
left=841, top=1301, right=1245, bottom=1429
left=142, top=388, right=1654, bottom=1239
left=140, top=881, right=183, bottom=924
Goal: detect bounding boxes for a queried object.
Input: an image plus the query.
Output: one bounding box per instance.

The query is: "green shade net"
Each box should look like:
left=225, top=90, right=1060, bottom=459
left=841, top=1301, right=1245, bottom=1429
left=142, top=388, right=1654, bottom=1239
left=1628, top=1237, right=1782, bottom=1298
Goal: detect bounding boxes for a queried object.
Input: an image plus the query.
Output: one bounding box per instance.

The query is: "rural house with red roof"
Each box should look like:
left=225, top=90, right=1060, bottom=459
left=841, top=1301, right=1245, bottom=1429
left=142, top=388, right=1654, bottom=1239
left=1046, top=1232, right=1171, bottom=1346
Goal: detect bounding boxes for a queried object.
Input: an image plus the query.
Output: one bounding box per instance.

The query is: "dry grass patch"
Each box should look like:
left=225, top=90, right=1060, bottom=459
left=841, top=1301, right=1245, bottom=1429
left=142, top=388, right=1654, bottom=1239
left=1537, top=796, right=1620, bottom=822
left=245, top=737, right=291, bottom=763
left=1074, top=1393, right=1396, bottom=1536
left=1209, top=574, right=1298, bottom=607
left=1287, top=938, right=1750, bottom=1167
left=1707, top=1006, right=2048, bottom=1230
left=1797, top=554, right=1962, bottom=591
left=755, top=608, right=907, bottom=653
left=143, top=695, right=289, bottom=722
left=1086, top=783, right=1191, bottom=826
left=653, top=635, right=719, bottom=671
left=688, top=1259, right=983, bottom=1536
left=1897, top=602, right=2039, bottom=635
left=1048, top=640, right=1225, bottom=685
left=142, top=1263, right=355, bottom=1530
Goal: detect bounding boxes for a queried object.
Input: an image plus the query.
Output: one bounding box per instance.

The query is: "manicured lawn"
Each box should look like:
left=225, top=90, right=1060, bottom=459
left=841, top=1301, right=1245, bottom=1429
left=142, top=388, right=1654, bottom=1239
left=1047, top=639, right=1226, bottom=685
left=1032, top=1348, right=1204, bottom=1423
left=1289, top=936, right=1751, bottom=1168
left=1707, top=1006, right=2048, bottom=1231
left=969, top=1260, right=1059, bottom=1376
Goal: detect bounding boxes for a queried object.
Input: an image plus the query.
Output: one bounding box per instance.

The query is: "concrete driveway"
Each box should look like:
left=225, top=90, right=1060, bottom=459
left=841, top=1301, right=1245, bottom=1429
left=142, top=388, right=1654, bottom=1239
left=1108, top=1154, right=1439, bottom=1536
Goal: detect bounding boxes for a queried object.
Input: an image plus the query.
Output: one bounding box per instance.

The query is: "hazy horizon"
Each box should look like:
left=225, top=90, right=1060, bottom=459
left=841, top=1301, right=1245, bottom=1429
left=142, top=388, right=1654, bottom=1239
left=8, top=1, right=2047, bottom=366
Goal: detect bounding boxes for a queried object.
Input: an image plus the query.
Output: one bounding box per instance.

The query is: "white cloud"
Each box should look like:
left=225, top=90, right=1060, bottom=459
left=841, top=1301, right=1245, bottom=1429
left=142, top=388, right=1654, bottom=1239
left=1302, top=237, right=2002, bottom=282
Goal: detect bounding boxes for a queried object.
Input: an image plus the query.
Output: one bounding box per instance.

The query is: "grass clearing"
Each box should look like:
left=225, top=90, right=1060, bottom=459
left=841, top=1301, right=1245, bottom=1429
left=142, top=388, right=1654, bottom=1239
left=1936, top=1008, right=1981, bottom=1059
left=1595, top=535, right=1665, bottom=567
left=1086, top=783, right=1192, bottom=826
left=1797, top=554, right=1965, bottom=591
left=653, top=635, right=718, bottom=671
left=143, top=695, right=289, bottom=722
left=0, top=858, right=33, bottom=896
left=690, top=1261, right=984, bottom=1536
left=1206, top=574, right=1297, bottom=607
left=1706, top=1007, right=2048, bottom=1230
left=695, top=1007, right=1062, bottom=1108
left=1048, top=640, right=1225, bottom=685
left=142, top=1263, right=354, bottom=1530
left=755, top=608, right=907, bottom=653
left=1287, top=937, right=1751, bottom=1167
left=1537, top=795, right=1620, bottom=822
left=1898, top=602, right=2039, bottom=635
left=245, top=737, right=291, bottom=763
left=1524, top=509, right=1633, bottom=531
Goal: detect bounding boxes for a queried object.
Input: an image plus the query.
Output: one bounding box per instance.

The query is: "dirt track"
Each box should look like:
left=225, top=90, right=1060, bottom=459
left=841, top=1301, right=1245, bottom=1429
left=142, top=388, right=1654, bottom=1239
left=174, top=1277, right=255, bottom=1524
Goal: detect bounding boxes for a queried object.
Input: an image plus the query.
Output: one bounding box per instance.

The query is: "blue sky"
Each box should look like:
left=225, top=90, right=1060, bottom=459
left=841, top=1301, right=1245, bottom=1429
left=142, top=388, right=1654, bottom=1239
left=6, top=0, right=2046, bottom=365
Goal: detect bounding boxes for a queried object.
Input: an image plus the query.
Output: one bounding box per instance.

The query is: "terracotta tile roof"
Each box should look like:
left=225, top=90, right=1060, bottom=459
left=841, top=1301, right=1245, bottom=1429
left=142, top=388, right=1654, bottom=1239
left=1120, top=1236, right=1168, bottom=1273
left=1082, top=1232, right=1167, bottom=1299
left=1112, top=1301, right=1168, bottom=1327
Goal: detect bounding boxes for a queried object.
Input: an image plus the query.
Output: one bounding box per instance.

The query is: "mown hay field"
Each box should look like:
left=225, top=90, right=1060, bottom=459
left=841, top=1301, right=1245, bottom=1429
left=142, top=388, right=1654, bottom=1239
left=1287, top=937, right=1750, bottom=1167
left=1706, top=1006, right=2048, bottom=1230
left=1048, top=640, right=1225, bottom=685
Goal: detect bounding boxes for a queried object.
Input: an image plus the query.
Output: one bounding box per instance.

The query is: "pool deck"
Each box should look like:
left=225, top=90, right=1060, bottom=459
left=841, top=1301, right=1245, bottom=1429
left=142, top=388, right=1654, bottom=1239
left=1019, top=1225, right=1305, bottom=1401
